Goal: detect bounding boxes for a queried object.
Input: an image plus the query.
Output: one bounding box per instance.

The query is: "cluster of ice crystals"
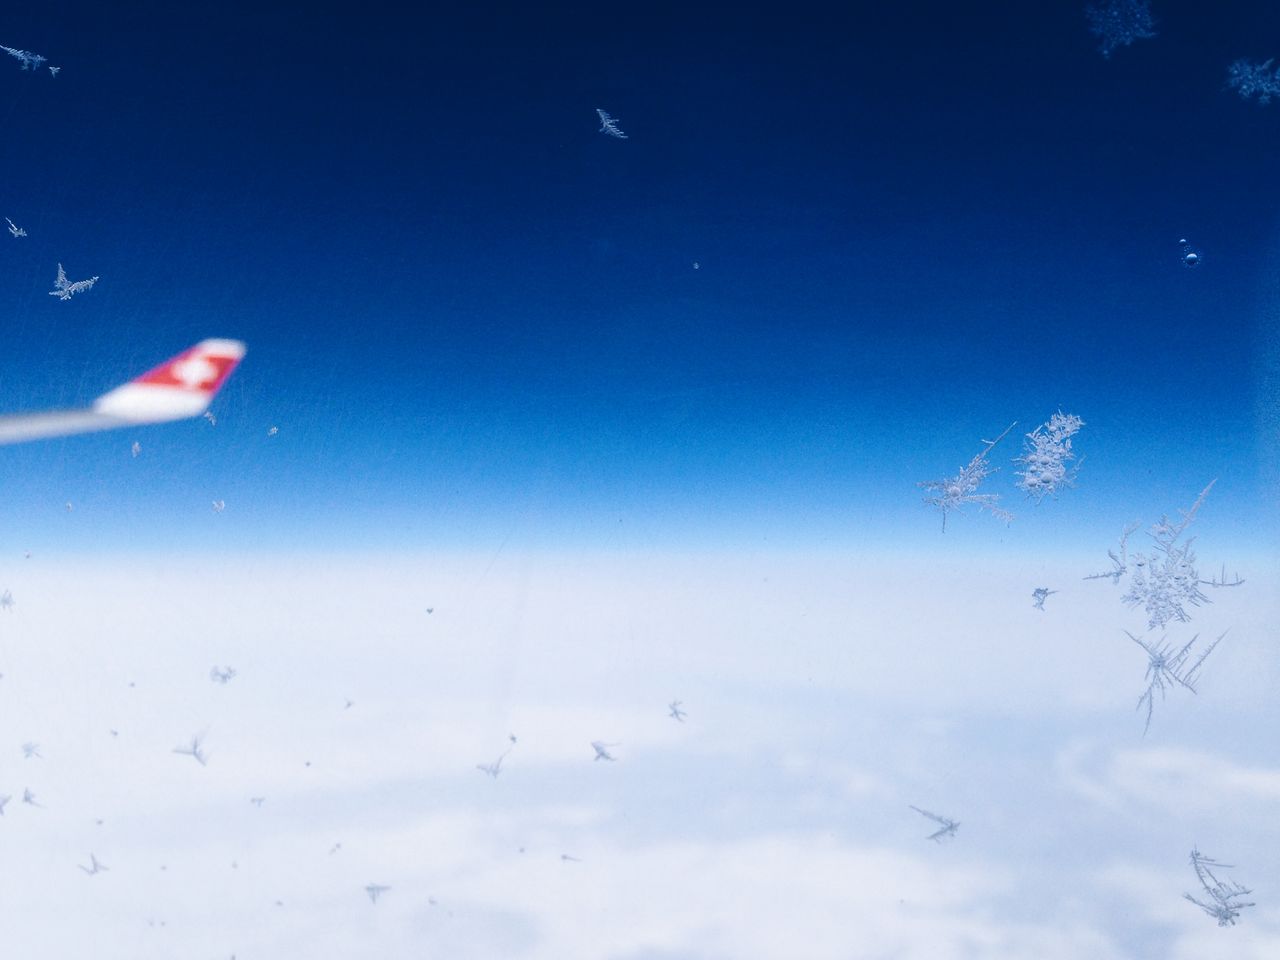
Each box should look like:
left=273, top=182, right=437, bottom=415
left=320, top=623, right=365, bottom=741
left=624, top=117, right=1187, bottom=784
left=1015, top=412, right=1084, bottom=503
left=1123, top=540, right=1207, bottom=628
left=918, top=423, right=1016, bottom=531
left=1185, top=849, right=1255, bottom=926
left=0, top=45, right=47, bottom=71
left=48, top=263, right=98, bottom=301
left=596, top=109, right=628, bottom=139
left=1031, top=587, right=1056, bottom=610
left=1226, top=58, right=1280, bottom=105
left=1127, top=630, right=1222, bottom=734
left=1085, top=0, right=1156, bottom=58
left=1087, top=482, right=1243, bottom=630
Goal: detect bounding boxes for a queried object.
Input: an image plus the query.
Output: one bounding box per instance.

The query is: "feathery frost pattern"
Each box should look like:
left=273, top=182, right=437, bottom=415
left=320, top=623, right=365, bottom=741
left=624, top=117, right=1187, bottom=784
left=918, top=423, right=1016, bottom=531
left=1, top=45, right=47, bottom=71
left=48, top=263, right=99, bottom=300
left=1184, top=849, right=1255, bottom=926
left=1015, top=412, right=1084, bottom=502
left=1226, top=58, right=1280, bottom=105
left=596, top=108, right=628, bottom=139
left=1084, top=1, right=1156, bottom=59
left=1086, top=482, right=1243, bottom=630
left=1127, top=629, right=1224, bottom=735
left=909, top=805, right=960, bottom=842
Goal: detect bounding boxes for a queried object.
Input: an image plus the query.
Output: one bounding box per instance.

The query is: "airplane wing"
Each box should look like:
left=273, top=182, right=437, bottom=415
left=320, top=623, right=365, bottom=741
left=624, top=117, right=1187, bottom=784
left=0, top=339, right=245, bottom=445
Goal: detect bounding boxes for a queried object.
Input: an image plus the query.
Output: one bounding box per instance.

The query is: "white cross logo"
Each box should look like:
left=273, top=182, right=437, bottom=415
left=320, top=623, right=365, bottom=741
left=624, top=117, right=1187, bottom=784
left=170, top=355, right=219, bottom=389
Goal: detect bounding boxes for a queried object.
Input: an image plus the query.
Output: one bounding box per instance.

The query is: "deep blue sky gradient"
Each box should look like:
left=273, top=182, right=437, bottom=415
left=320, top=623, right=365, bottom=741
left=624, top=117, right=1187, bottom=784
left=0, top=1, right=1277, bottom=551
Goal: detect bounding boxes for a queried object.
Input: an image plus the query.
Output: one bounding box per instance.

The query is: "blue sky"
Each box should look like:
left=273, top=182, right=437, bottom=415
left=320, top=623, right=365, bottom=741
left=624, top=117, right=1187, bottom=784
left=0, top=1, right=1277, bottom=551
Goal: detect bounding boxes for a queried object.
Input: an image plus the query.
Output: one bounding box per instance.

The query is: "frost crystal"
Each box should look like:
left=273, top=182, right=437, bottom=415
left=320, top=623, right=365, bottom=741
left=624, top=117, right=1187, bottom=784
left=1085, top=1, right=1156, bottom=59
left=918, top=422, right=1016, bottom=531
left=79, top=853, right=108, bottom=875
left=1127, top=629, right=1223, bottom=734
left=1226, top=58, right=1280, bottom=105
left=1184, top=849, right=1255, bottom=926
left=909, top=805, right=960, bottom=842
left=596, top=108, right=628, bottom=139
left=1015, top=412, right=1084, bottom=503
left=476, top=737, right=516, bottom=778
left=1031, top=587, right=1056, bottom=610
left=173, top=734, right=208, bottom=766
left=48, top=263, right=98, bottom=300
left=1087, top=482, right=1243, bottom=630
left=1, top=45, right=47, bottom=71
left=6, top=218, right=26, bottom=238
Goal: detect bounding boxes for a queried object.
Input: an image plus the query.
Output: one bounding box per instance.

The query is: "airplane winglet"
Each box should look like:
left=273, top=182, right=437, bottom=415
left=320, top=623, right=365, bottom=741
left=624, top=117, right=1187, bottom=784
left=93, top=339, right=246, bottom=423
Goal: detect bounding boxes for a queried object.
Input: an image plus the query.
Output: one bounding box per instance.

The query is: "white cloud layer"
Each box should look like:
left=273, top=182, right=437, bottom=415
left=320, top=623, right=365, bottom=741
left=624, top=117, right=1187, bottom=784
left=0, top=547, right=1274, bottom=957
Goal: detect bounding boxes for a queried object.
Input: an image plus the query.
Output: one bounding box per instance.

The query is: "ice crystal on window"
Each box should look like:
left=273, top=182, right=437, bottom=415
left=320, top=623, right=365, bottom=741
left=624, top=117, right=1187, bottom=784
left=1086, top=521, right=1140, bottom=584
left=909, top=805, right=960, bottom=842
left=1184, top=849, right=1255, bottom=926
left=1123, top=542, right=1207, bottom=629
left=1085, top=1, right=1156, bottom=59
left=918, top=422, right=1016, bottom=531
left=1226, top=58, right=1280, bottom=105
left=1127, top=629, right=1224, bottom=734
left=1, top=45, right=47, bottom=71
left=596, top=108, right=628, bottom=139
left=476, top=736, right=516, bottom=778
left=1031, top=587, right=1057, bottom=610
left=173, top=734, right=208, bottom=766
left=1087, top=483, right=1242, bottom=629
left=48, top=263, right=98, bottom=300
left=79, top=853, right=108, bottom=876
left=6, top=218, right=26, bottom=238
left=1015, top=412, right=1084, bottom=503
